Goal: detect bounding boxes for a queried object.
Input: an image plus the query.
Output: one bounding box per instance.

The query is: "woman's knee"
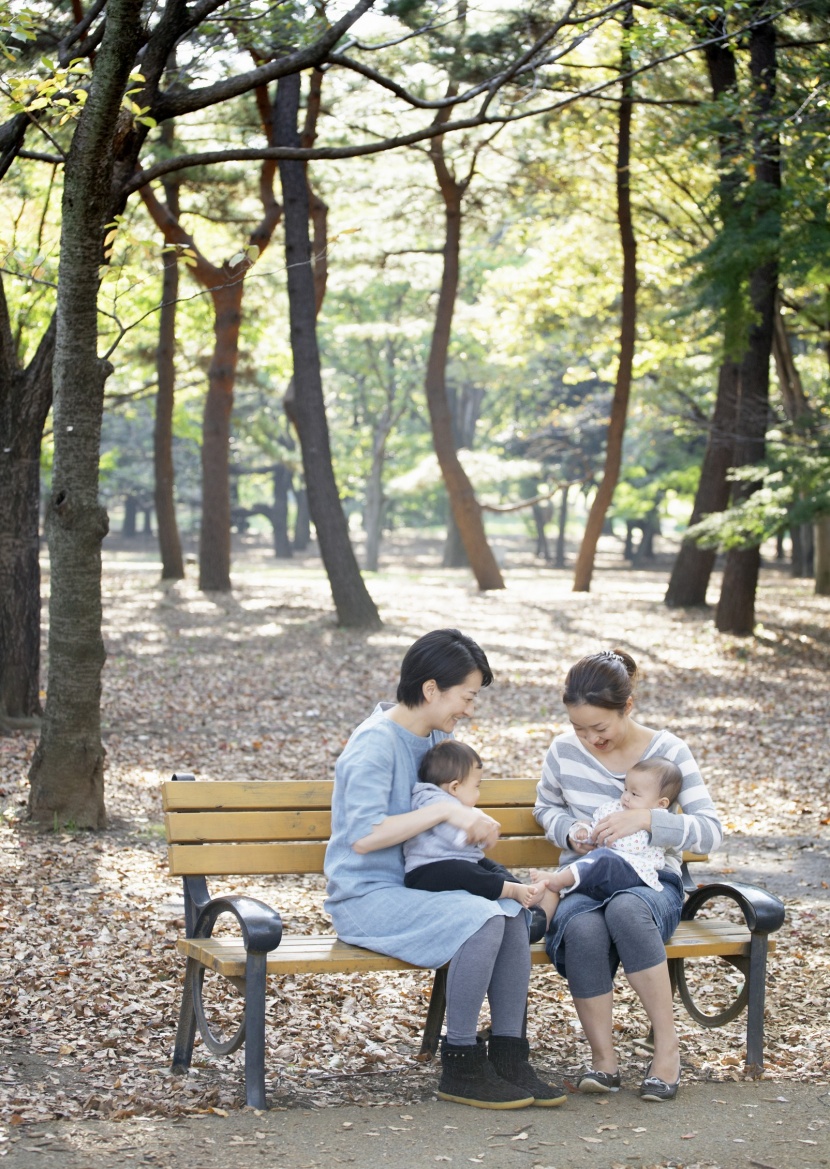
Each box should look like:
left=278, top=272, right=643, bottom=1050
left=563, top=909, right=611, bottom=949
left=603, top=893, right=655, bottom=938
left=604, top=895, right=665, bottom=973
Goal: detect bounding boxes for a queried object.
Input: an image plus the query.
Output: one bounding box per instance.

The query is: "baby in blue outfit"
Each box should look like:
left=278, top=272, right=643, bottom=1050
left=403, top=740, right=551, bottom=911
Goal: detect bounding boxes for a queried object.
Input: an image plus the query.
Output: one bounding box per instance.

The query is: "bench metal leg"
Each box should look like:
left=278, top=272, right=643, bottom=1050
left=420, top=967, right=447, bottom=1057
left=244, top=951, right=268, bottom=1109
left=172, top=957, right=198, bottom=1074
left=744, top=935, right=769, bottom=1076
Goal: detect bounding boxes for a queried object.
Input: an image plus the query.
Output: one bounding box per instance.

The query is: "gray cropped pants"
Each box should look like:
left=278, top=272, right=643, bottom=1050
left=561, top=893, right=667, bottom=999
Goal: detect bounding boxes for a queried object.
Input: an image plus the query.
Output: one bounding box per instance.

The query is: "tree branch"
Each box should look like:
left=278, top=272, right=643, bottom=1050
left=151, top=0, right=377, bottom=121
left=125, top=9, right=787, bottom=196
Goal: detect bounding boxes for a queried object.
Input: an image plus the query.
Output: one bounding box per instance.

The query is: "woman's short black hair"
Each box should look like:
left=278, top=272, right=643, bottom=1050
left=396, top=629, right=493, bottom=708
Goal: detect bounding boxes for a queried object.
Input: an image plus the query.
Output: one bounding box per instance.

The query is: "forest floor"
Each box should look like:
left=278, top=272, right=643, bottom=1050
left=0, top=532, right=828, bottom=1167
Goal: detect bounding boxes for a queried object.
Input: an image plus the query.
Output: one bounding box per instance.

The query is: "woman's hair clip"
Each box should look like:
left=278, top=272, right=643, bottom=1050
left=598, top=649, right=624, bottom=663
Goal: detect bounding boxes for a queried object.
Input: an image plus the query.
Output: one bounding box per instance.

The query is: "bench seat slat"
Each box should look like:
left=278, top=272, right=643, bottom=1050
left=178, top=922, right=775, bottom=979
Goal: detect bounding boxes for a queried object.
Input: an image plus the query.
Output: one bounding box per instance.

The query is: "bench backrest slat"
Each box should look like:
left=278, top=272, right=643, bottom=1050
left=167, top=836, right=564, bottom=876
left=162, top=779, right=706, bottom=878
left=164, top=805, right=541, bottom=844
left=166, top=810, right=333, bottom=843
left=169, top=841, right=329, bottom=876
left=162, top=778, right=541, bottom=812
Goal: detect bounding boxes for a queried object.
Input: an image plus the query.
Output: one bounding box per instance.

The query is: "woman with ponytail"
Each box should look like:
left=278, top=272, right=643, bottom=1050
left=534, top=649, right=722, bottom=1102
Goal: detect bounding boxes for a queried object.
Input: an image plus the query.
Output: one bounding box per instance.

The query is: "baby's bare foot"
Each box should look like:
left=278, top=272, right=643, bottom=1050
left=524, top=881, right=549, bottom=907
left=502, top=881, right=538, bottom=908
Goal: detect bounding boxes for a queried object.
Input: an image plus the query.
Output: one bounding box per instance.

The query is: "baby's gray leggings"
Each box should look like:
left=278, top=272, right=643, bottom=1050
left=445, top=913, right=530, bottom=1046
left=563, top=893, right=666, bottom=999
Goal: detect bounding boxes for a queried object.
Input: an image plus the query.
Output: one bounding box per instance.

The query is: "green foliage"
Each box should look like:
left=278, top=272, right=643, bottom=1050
left=0, top=3, right=39, bottom=62
left=686, top=423, right=830, bottom=550
left=3, top=0, right=828, bottom=572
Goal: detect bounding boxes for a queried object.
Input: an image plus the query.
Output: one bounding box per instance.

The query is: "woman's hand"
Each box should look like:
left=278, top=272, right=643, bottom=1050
left=592, top=808, right=650, bottom=846
left=445, top=802, right=501, bottom=849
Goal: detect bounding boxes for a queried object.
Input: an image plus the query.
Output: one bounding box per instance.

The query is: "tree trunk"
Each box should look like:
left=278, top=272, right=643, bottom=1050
left=815, top=516, right=830, bottom=596
left=555, top=486, right=569, bottom=568
left=790, top=523, right=814, bottom=578
left=532, top=501, right=552, bottom=561
left=272, top=463, right=293, bottom=558
left=122, top=495, right=138, bottom=537
left=293, top=486, right=310, bottom=551
left=154, top=160, right=184, bottom=580
left=632, top=507, right=660, bottom=566
left=665, top=360, right=738, bottom=605
left=275, top=72, right=381, bottom=628
left=364, top=412, right=391, bottom=573
left=0, top=284, right=55, bottom=723
left=440, top=384, right=483, bottom=568
left=573, top=3, right=637, bottom=593
left=442, top=513, right=468, bottom=568
left=772, top=305, right=814, bottom=578
left=426, top=155, right=503, bottom=590
left=140, top=93, right=282, bottom=594
left=198, top=282, right=242, bottom=590
left=29, top=0, right=144, bottom=828
left=665, top=18, right=741, bottom=608
left=716, top=15, right=780, bottom=636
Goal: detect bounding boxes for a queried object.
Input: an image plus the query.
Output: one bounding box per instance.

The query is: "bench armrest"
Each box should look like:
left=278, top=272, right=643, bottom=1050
left=192, top=895, right=284, bottom=954
left=682, top=879, right=785, bottom=936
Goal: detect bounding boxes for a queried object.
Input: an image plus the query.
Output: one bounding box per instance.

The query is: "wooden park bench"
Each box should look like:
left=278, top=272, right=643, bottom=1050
left=162, top=773, right=786, bottom=1109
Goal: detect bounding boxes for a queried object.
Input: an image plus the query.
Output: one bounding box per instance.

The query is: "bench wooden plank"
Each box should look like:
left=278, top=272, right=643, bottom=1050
left=169, top=841, right=329, bottom=875
left=168, top=837, right=566, bottom=875
left=178, top=922, right=776, bottom=979
left=162, top=778, right=543, bottom=812
left=166, top=811, right=333, bottom=843
left=164, top=806, right=542, bottom=843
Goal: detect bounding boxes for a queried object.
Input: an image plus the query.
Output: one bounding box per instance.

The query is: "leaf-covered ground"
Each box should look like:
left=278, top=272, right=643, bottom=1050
left=1, top=535, right=828, bottom=1137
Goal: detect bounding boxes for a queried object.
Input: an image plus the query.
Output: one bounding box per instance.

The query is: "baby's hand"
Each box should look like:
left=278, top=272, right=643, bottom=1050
left=570, top=822, right=592, bottom=843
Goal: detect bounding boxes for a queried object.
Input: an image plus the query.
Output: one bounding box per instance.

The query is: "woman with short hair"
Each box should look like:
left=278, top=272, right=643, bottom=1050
left=325, top=628, right=564, bottom=1110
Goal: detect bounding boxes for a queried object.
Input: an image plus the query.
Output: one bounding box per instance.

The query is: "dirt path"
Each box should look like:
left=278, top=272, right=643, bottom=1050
left=2, top=1082, right=829, bottom=1169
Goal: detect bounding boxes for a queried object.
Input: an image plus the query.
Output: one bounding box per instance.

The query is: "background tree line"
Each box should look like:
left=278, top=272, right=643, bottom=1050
left=1, top=0, right=829, bottom=828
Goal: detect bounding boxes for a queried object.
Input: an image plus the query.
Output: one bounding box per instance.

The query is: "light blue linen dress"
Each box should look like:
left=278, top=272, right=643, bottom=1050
left=324, top=704, right=522, bottom=969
